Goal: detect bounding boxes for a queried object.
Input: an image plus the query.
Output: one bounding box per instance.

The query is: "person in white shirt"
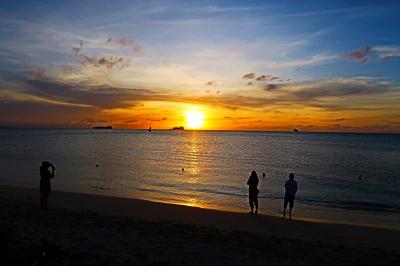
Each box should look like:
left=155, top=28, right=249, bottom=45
left=283, top=173, right=297, bottom=219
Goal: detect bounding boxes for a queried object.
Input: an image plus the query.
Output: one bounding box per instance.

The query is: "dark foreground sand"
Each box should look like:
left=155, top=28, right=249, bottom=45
left=1, top=185, right=399, bottom=265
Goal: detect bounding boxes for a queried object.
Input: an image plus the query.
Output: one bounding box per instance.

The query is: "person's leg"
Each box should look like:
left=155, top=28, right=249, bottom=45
left=249, top=195, right=254, bottom=214
left=289, top=197, right=294, bottom=219
left=43, top=192, right=48, bottom=210
left=254, top=195, right=258, bottom=214
left=40, top=192, right=44, bottom=209
left=283, top=196, right=288, bottom=217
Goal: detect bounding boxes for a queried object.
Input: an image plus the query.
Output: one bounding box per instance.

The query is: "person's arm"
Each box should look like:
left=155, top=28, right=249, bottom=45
left=50, top=163, right=55, bottom=178
left=246, top=177, right=250, bottom=186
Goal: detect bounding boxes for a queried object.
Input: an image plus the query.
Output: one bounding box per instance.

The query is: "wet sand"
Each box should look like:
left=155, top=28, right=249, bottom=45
left=1, top=184, right=399, bottom=265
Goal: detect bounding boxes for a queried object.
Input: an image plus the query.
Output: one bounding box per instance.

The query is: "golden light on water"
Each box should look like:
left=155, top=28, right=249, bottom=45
left=185, top=110, right=205, bottom=129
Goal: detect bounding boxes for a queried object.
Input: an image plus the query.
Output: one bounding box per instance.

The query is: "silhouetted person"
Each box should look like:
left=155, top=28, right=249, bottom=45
left=283, top=173, right=297, bottom=219
left=39, top=161, right=55, bottom=210
left=247, top=170, right=259, bottom=214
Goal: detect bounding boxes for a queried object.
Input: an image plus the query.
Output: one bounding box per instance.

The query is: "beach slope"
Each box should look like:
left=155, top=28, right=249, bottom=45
left=1, top=185, right=399, bottom=265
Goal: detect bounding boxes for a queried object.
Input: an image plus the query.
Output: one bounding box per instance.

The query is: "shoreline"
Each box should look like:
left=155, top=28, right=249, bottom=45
left=1, top=127, right=399, bottom=135
left=2, top=184, right=400, bottom=252
left=3, top=181, right=399, bottom=232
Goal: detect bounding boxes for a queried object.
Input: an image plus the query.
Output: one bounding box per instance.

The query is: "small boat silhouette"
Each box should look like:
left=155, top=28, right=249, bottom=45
left=93, top=126, right=112, bottom=129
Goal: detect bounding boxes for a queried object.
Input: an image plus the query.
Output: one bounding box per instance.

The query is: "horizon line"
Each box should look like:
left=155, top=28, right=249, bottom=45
left=0, top=126, right=399, bottom=135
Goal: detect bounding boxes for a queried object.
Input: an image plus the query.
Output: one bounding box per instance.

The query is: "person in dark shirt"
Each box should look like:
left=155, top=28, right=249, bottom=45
left=39, top=161, right=55, bottom=210
left=283, top=173, right=298, bottom=219
left=247, top=170, right=259, bottom=214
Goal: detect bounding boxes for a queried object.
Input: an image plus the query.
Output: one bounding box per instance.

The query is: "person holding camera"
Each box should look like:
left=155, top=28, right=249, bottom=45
left=39, top=161, right=55, bottom=210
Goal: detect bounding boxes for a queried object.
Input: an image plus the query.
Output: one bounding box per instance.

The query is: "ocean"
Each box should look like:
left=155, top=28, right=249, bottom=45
left=0, top=128, right=399, bottom=229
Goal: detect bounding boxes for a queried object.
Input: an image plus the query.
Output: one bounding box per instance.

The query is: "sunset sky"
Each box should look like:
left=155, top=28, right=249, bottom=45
left=0, top=0, right=399, bottom=132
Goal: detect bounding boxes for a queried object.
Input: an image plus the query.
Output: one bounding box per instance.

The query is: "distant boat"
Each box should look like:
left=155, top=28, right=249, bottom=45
left=172, top=126, right=185, bottom=130
left=293, top=128, right=299, bottom=133
left=149, top=125, right=152, bottom=132
left=93, top=126, right=112, bottom=129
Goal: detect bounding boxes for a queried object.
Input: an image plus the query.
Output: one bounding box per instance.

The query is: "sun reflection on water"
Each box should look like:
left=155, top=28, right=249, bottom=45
left=187, top=132, right=201, bottom=182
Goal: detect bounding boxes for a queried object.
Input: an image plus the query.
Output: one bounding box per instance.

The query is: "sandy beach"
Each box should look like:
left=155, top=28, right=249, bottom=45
left=1, top=184, right=399, bottom=265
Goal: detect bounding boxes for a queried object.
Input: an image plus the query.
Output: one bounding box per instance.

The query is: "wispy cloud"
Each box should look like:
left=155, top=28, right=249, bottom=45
left=105, top=36, right=142, bottom=54
left=263, top=78, right=394, bottom=100
left=72, top=40, right=84, bottom=55
left=268, top=54, right=337, bottom=68
left=80, top=55, right=129, bottom=70
left=0, top=89, right=92, bottom=108
left=343, top=45, right=400, bottom=62
left=242, top=73, right=255, bottom=80
left=206, top=81, right=218, bottom=87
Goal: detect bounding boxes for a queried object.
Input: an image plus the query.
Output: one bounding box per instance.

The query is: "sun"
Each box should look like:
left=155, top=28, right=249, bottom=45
left=185, top=110, right=205, bottom=129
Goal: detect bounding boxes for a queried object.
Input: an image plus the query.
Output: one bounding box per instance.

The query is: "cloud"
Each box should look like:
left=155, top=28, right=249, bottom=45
left=0, top=89, right=92, bottom=108
left=119, top=37, right=130, bottom=46
left=132, top=44, right=143, bottom=53
left=80, top=117, right=112, bottom=125
left=371, top=45, right=400, bottom=60
left=61, top=64, right=73, bottom=73
left=255, top=75, right=269, bottom=81
left=104, top=36, right=142, bottom=54
left=243, top=72, right=288, bottom=91
left=343, top=45, right=400, bottom=62
left=242, top=73, right=255, bottom=80
left=80, top=55, right=129, bottom=70
left=261, top=78, right=394, bottom=103
left=1, top=73, right=398, bottom=129
left=20, top=78, right=157, bottom=109
left=343, top=46, right=371, bottom=62
left=244, top=73, right=284, bottom=87
left=66, top=36, right=144, bottom=73
left=8, top=73, right=397, bottom=113
left=268, top=54, right=337, bottom=68
left=148, top=117, right=168, bottom=122
left=32, top=69, right=46, bottom=79
left=72, top=40, right=84, bottom=55
left=206, top=81, right=218, bottom=87
left=264, top=84, right=279, bottom=91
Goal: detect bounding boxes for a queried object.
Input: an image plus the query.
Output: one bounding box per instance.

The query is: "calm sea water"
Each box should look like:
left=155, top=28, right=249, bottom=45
left=0, top=129, right=399, bottom=229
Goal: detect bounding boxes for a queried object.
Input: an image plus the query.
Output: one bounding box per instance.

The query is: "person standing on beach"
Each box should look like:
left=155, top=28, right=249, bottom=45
left=283, top=173, right=297, bottom=219
left=39, top=161, right=55, bottom=210
left=247, top=170, right=259, bottom=214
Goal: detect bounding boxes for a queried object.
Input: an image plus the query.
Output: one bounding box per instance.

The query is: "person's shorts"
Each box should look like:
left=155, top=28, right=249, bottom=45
left=249, top=192, right=258, bottom=202
left=284, top=195, right=295, bottom=207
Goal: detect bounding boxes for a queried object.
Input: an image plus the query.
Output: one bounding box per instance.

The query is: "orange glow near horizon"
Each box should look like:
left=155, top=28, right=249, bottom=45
left=95, top=100, right=400, bottom=133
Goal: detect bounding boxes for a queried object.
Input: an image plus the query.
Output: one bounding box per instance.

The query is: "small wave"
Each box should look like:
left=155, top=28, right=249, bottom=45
left=90, top=186, right=112, bottom=190
left=196, top=188, right=246, bottom=198
left=299, top=198, right=400, bottom=214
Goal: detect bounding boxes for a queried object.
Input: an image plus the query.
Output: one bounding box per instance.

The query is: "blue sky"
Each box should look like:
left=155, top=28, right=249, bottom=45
left=0, top=0, right=399, bottom=131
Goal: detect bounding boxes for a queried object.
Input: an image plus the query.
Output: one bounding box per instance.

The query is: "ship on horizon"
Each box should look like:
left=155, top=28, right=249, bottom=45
left=93, top=126, right=112, bottom=129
